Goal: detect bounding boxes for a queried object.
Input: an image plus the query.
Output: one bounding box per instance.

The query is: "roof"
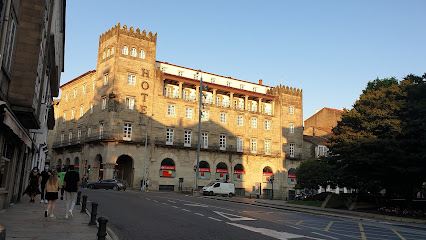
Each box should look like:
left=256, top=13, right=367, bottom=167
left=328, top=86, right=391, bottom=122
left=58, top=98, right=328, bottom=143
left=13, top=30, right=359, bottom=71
left=303, top=135, right=328, bottom=145
left=304, top=107, right=344, bottom=123
left=60, top=70, right=96, bottom=88
left=157, top=61, right=273, bottom=88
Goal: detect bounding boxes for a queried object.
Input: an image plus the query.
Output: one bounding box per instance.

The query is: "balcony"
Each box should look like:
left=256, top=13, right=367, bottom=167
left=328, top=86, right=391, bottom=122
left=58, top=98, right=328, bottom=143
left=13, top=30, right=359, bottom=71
left=182, top=95, right=196, bottom=102
left=165, top=92, right=180, bottom=99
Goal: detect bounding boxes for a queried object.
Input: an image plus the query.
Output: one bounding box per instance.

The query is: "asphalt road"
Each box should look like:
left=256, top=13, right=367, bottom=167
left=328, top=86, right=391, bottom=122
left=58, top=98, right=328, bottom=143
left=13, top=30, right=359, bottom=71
left=81, top=189, right=426, bottom=240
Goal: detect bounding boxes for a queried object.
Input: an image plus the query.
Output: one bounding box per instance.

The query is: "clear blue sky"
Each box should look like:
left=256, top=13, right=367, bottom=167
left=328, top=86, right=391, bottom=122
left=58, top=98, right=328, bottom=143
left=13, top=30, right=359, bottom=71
left=63, top=0, right=426, bottom=120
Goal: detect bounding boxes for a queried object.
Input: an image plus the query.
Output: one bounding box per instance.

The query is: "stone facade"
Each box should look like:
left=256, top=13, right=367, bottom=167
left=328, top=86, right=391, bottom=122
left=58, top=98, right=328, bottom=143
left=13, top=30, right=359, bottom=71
left=303, top=107, right=344, bottom=137
left=48, top=24, right=303, bottom=200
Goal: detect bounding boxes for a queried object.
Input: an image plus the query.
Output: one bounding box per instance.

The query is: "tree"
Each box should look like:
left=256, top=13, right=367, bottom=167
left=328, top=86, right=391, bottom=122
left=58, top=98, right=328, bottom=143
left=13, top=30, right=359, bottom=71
left=328, top=74, right=426, bottom=198
left=295, top=159, right=335, bottom=189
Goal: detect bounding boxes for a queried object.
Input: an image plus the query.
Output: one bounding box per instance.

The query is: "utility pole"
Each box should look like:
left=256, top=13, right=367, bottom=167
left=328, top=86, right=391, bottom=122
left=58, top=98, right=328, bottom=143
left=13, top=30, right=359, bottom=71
left=195, top=70, right=205, bottom=190
left=142, top=114, right=154, bottom=191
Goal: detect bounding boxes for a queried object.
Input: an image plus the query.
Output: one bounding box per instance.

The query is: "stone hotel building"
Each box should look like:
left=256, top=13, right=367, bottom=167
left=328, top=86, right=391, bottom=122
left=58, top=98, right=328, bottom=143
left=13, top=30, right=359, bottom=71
left=48, top=24, right=303, bottom=199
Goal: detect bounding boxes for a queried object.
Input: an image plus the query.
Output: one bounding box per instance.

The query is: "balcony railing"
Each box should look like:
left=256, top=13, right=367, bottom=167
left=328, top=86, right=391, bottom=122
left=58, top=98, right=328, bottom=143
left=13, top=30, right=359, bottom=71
left=183, top=95, right=196, bottom=102
left=165, top=92, right=180, bottom=99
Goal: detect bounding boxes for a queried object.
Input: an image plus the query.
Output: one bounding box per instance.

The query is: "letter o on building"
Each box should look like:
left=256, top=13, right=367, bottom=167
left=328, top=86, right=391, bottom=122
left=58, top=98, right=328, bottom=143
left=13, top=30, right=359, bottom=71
left=141, top=81, right=149, bottom=90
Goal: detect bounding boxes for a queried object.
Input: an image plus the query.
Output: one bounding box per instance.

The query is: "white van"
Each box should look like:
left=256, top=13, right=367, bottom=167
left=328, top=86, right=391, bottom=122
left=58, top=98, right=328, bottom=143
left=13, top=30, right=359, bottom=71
left=202, top=182, right=235, bottom=197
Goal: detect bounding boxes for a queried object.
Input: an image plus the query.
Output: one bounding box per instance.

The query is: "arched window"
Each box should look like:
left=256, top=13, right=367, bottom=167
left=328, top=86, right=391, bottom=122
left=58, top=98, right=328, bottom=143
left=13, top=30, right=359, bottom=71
left=139, top=49, right=145, bottom=59
left=65, top=158, right=70, bottom=167
left=287, top=168, right=297, bottom=185
left=130, top=48, right=137, bottom=57
left=197, top=161, right=211, bottom=180
left=215, top=162, right=228, bottom=181
left=122, top=46, right=128, bottom=55
left=102, top=51, right=106, bottom=59
left=233, top=164, right=245, bottom=181
left=160, top=158, right=175, bottom=178
left=74, top=157, right=80, bottom=172
left=107, top=49, right=110, bottom=57
left=262, top=166, right=273, bottom=182
left=111, top=47, right=115, bottom=55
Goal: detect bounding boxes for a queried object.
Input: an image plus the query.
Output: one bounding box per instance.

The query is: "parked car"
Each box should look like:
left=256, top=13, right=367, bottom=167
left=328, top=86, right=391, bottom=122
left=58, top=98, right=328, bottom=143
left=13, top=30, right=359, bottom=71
left=202, top=182, right=235, bottom=197
left=87, top=179, right=126, bottom=191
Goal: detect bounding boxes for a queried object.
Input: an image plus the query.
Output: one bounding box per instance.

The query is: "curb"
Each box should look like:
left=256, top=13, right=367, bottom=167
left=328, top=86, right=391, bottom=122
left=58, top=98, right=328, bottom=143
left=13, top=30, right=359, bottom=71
left=199, top=196, right=426, bottom=225
left=84, top=207, right=119, bottom=240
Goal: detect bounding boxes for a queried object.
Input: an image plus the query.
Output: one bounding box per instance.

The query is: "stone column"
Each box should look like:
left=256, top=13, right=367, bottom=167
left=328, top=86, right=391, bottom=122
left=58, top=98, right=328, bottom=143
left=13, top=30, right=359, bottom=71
left=230, top=93, right=234, bottom=108
left=213, top=89, right=217, bottom=106
left=258, top=98, right=263, bottom=113
left=195, top=86, right=200, bottom=103
left=244, top=95, right=249, bottom=111
left=272, top=101, right=275, bottom=116
left=178, top=82, right=183, bottom=99
left=103, top=163, right=116, bottom=180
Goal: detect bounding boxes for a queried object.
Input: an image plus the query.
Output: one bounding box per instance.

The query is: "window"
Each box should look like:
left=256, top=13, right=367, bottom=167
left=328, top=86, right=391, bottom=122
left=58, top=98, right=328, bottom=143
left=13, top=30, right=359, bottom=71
left=127, top=73, right=136, bottom=85
left=102, top=96, right=107, bottom=110
left=122, top=46, right=128, bottom=55
left=77, top=129, right=82, bottom=141
left=130, top=48, right=137, bottom=57
left=185, top=107, right=193, bottom=119
left=211, top=78, right=216, bottom=83
left=63, top=111, right=66, bottom=122
left=289, top=105, right=294, bottom=114
left=80, top=105, right=84, bottom=117
left=3, top=11, right=17, bottom=73
left=139, top=49, right=145, bottom=59
left=99, top=123, right=104, bottom=139
left=318, top=146, right=328, bottom=157
left=104, top=74, right=109, bottom=85
left=166, top=128, right=174, bottom=145
left=240, top=84, right=245, bottom=90
left=265, top=140, right=271, bottom=155
left=227, top=81, right=231, bottom=87
left=90, top=103, right=94, bottom=114
left=251, top=139, right=257, bottom=153
left=184, top=130, right=191, bottom=147
left=237, top=116, right=243, bottom=126
left=126, top=97, right=135, bottom=110
left=123, top=123, right=132, bottom=141
left=219, top=135, right=226, bottom=150
left=93, top=80, right=96, bottom=90
left=111, top=47, right=114, bottom=55
left=178, top=71, right=184, bottom=76
left=237, top=137, right=243, bottom=152
left=161, top=67, right=168, bottom=73
left=289, top=123, right=294, bottom=133
left=71, top=108, right=75, bottom=120
left=65, top=92, right=69, bottom=102
left=253, top=87, right=257, bottom=92
left=289, top=143, right=295, bottom=158
left=202, top=132, right=208, bottom=149
left=82, top=84, right=86, bottom=95
left=107, top=49, right=110, bottom=57
left=220, top=113, right=226, bottom=123
left=265, top=120, right=271, bottom=130
left=68, top=131, right=72, bottom=143
left=194, top=74, right=198, bottom=80
left=216, top=97, right=221, bottom=106
left=87, top=127, right=91, bottom=137
left=167, top=104, right=175, bottom=116
left=60, top=132, right=64, bottom=143
left=202, top=110, right=209, bottom=121
left=251, top=118, right=257, bottom=128
left=73, top=88, right=77, bottom=98
left=102, top=52, right=106, bottom=59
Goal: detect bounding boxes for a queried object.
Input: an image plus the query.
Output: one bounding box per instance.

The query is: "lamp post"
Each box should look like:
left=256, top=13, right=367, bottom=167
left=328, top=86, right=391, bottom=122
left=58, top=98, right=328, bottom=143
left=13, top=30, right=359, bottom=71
left=142, top=114, right=154, bottom=191
left=195, top=70, right=205, bottom=190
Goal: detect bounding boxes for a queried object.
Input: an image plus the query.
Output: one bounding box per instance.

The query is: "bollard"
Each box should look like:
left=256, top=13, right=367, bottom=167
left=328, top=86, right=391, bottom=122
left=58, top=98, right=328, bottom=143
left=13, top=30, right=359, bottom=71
left=81, top=195, right=88, bottom=213
left=89, top=202, right=98, bottom=225
left=0, top=224, right=6, bottom=240
left=76, top=191, right=81, bottom=205
left=97, top=216, right=109, bottom=240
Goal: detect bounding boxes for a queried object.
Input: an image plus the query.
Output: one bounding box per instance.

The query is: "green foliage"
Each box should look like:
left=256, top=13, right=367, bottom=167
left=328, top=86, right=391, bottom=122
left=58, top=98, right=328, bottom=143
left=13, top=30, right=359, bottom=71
left=328, top=74, right=426, bottom=198
left=295, top=159, right=335, bottom=189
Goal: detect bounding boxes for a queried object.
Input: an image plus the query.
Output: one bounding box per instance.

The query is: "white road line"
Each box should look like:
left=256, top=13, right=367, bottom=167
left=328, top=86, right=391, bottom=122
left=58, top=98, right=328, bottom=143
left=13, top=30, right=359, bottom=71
left=162, top=203, right=168, bottom=205
left=208, top=217, right=222, bottom=222
left=228, top=223, right=323, bottom=240
left=311, top=232, right=338, bottom=239
left=194, top=213, right=204, bottom=216
left=286, top=225, right=302, bottom=230
left=168, top=200, right=176, bottom=203
left=146, top=198, right=150, bottom=200
left=172, top=206, right=179, bottom=209
left=181, top=209, right=191, bottom=212
left=153, top=200, right=158, bottom=203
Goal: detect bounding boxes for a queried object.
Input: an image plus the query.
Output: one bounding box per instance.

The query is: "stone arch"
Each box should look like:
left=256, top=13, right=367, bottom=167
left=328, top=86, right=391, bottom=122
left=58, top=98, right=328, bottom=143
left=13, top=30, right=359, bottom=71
left=233, top=163, right=245, bottom=182
left=115, top=155, right=134, bottom=188
left=159, top=158, right=176, bottom=178
left=65, top=158, right=70, bottom=167
left=92, top=154, right=103, bottom=182
left=215, top=162, right=229, bottom=181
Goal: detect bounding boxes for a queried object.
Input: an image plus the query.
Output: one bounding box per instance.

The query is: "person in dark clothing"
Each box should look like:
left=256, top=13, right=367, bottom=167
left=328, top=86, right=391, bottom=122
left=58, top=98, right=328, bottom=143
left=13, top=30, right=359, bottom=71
left=64, top=165, right=80, bottom=218
left=40, top=164, right=51, bottom=203
left=23, top=167, right=41, bottom=203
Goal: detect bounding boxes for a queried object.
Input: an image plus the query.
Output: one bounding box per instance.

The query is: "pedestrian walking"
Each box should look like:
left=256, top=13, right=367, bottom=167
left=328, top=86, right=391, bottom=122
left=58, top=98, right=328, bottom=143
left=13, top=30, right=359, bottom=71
left=58, top=168, right=66, bottom=200
left=40, top=164, right=51, bottom=203
left=23, top=167, right=41, bottom=203
left=146, top=179, right=149, bottom=192
left=81, top=175, right=88, bottom=188
left=64, top=165, right=80, bottom=219
left=44, top=170, right=62, bottom=218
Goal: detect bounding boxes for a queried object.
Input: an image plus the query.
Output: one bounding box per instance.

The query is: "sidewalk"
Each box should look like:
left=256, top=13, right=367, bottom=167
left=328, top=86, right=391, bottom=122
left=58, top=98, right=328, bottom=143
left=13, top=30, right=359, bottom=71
left=0, top=195, right=98, bottom=240
left=201, top=195, right=426, bottom=225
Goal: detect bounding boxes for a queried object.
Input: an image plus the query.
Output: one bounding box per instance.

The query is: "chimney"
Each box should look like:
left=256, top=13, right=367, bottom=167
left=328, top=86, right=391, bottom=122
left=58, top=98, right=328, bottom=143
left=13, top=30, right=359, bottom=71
left=259, top=79, right=263, bottom=85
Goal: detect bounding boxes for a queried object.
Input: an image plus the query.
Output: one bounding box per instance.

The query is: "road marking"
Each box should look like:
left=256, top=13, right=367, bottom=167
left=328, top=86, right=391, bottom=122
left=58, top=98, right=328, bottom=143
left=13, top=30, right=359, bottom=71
left=146, top=198, right=150, bottom=200
left=360, top=232, right=367, bottom=240
left=324, top=221, right=333, bottom=231
left=296, top=220, right=303, bottom=225
left=181, top=209, right=190, bottom=212
left=392, top=229, right=406, bottom=240
left=153, top=200, right=158, bottom=203
left=311, top=232, right=338, bottom=240
left=208, top=217, right=222, bottom=222
left=168, top=200, right=176, bottom=203
left=358, top=223, right=364, bottom=232
left=358, top=223, right=367, bottom=240
left=172, top=206, right=179, bottom=209
left=194, top=213, right=204, bottom=216
left=227, top=223, right=323, bottom=240
left=286, top=225, right=302, bottom=230
left=213, top=211, right=256, bottom=221
left=183, top=203, right=209, bottom=207
left=162, top=203, right=168, bottom=205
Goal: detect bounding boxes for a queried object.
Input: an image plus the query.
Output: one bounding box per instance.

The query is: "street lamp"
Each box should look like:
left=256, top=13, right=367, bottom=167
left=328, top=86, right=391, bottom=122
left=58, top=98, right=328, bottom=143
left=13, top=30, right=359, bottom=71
left=142, top=114, right=154, bottom=191
left=195, top=70, right=205, bottom=191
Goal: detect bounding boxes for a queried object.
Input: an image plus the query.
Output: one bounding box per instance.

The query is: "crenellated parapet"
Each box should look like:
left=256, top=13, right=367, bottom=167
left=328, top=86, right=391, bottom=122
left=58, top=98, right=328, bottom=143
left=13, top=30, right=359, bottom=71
left=268, top=85, right=302, bottom=97
left=99, top=23, right=157, bottom=44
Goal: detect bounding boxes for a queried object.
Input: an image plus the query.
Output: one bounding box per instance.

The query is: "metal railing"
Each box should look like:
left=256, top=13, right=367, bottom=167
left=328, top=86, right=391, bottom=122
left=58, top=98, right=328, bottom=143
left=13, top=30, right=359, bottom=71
left=164, top=92, right=180, bottom=99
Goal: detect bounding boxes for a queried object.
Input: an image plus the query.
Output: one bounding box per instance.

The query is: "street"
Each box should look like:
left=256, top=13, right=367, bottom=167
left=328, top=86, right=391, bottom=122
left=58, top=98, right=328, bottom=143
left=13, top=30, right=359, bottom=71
left=81, top=189, right=426, bottom=240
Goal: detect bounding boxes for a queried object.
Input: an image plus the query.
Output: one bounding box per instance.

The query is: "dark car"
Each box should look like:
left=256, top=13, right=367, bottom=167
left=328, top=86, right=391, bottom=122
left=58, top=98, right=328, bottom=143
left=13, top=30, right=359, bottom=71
left=87, top=179, right=126, bottom=191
